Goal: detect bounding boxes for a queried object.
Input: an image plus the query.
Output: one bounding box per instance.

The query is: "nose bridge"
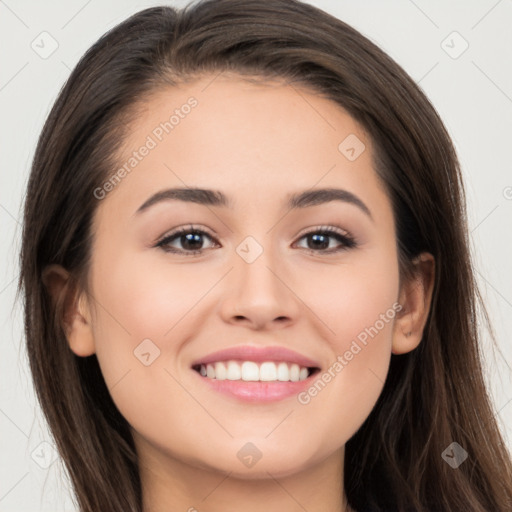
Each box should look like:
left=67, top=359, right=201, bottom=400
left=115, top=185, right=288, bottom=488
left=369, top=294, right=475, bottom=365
left=234, top=233, right=283, bottom=298
left=220, top=231, right=298, bottom=326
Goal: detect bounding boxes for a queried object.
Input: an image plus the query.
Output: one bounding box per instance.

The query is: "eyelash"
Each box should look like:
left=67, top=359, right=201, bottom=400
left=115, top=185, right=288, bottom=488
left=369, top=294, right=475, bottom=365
left=154, top=224, right=357, bottom=256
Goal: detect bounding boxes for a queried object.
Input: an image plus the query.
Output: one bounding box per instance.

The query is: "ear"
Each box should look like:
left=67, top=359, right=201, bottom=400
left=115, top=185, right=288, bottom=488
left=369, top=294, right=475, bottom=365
left=42, top=264, right=96, bottom=357
left=392, top=252, right=435, bottom=355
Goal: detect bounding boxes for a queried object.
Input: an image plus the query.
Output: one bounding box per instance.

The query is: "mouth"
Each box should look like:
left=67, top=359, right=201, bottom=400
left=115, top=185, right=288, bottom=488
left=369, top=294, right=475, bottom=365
left=192, top=360, right=321, bottom=382
left=189, top=345, right=322, bottom=401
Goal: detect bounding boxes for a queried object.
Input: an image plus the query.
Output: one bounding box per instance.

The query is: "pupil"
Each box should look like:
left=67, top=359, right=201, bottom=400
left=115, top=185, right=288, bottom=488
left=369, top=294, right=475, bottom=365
left=310, top=233, right=328, bottom=249
left=180, top=232, right=331, bottom=251
left=183, top=233, right=202, bottom=250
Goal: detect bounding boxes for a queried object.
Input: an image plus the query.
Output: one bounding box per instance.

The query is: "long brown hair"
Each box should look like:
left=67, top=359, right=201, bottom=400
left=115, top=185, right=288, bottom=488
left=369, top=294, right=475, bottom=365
left=19, top=0, right=512, bottom=510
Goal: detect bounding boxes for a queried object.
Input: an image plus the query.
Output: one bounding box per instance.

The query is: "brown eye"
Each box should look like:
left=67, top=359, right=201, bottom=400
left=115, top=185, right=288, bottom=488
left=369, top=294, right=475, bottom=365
left=294, top=227, right=357, bottom=254
left=155, top=225, right=357, bottom=257
left=156, top=226, right=218, bottom=255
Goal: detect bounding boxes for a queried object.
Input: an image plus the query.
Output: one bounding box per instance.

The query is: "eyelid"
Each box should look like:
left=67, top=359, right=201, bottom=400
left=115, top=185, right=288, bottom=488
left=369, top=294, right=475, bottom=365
left=154, top=223, right=358, bottom=255
left=153, top=224, right=216, bottom=246
left=295, top=224, right=352, bottom=239
left=293, top=224, right=358, bottom=252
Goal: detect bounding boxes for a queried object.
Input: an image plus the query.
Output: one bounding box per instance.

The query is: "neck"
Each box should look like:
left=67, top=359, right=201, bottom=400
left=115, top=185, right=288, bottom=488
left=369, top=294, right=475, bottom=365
left=137, top=439, right=352, bottom=512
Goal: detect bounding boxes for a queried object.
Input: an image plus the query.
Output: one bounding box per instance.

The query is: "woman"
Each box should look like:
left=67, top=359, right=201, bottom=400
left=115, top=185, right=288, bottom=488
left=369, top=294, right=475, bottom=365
left=19, top=0, right=512, bottom=510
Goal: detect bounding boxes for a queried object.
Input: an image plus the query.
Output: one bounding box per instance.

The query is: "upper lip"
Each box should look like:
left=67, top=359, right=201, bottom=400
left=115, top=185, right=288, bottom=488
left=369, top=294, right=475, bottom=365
left=191, top=345, right=321, bottom=369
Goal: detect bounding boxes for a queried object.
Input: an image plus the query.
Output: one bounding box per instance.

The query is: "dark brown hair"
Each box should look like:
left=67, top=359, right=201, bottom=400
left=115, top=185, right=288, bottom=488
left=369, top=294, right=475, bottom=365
left=19, top=0, right=512, bottom=510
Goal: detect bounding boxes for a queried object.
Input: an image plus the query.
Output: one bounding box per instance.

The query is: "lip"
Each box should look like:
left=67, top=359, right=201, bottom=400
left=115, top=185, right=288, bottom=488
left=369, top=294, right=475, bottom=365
left=190, top=345, right=321, bottom=369
left=193, top=370, right=320, bottom=402
left=190, top=345, right=322, bottom=403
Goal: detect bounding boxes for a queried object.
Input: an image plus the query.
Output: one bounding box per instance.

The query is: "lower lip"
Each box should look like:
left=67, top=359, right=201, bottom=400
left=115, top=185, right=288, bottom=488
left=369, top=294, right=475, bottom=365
left=193, top=369, right=318, bottom=402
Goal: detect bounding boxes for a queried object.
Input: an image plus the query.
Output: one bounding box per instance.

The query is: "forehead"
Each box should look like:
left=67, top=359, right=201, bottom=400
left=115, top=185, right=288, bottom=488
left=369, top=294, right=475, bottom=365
left=95, top=73, right=391, bottom=223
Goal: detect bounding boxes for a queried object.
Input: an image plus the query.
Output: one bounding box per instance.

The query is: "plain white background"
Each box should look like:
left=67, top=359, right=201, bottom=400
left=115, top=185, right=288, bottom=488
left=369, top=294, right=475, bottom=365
left=1, top=1, right=511, bottom=510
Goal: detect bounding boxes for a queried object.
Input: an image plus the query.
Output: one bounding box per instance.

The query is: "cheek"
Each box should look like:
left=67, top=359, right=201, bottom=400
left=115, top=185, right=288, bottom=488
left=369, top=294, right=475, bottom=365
left=90, top=250, right=212, bottom=346
left=297, top=252, right=399, bottom=435
left=86, top=251, right=190, bottom=391
left=87, top=259, right=198, bottom=442
left=306, top=248, right=399, bottom=353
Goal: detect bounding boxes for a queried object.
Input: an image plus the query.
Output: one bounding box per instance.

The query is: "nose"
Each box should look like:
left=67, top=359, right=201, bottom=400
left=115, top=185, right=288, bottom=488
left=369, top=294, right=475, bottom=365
left=219, top=241, right=300, bottom=330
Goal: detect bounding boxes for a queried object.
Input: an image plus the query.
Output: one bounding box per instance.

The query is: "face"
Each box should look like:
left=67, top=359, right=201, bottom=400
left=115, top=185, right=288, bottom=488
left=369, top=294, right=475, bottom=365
left=81, top=74, right=403, bottom=480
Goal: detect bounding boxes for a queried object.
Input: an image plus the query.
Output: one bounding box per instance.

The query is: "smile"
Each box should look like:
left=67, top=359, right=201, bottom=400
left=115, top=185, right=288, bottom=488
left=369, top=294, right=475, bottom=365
left=192, top=360, right=319, bottom=382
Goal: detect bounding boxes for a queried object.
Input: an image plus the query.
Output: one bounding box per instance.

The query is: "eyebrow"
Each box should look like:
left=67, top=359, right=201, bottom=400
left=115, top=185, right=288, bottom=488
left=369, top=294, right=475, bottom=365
left=135, top=187, right=373, bottom=221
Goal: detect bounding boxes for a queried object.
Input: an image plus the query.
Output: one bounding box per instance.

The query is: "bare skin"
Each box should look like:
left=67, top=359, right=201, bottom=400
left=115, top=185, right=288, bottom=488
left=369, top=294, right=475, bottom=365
left=45, top=73, right=434, bottom=512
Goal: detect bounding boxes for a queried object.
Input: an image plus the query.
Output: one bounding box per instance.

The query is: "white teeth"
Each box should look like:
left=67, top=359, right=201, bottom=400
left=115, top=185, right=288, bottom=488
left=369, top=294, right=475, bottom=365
left=214, top=362, right=227, bottom=380
left=241, top=361, right=259, bottom=381
left=276, top=362, right=289, bottom=381
left=226, top=361, right=241, bottom=380
left=197, top=360, right=312, bottom=382
left=206, top=364, right=215, bottom=379
left=259, top=362, right=277, bottom=381
left=290, top=364, right=300, bottom=382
